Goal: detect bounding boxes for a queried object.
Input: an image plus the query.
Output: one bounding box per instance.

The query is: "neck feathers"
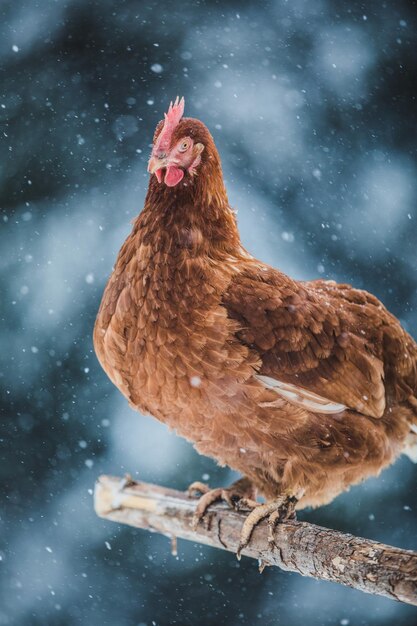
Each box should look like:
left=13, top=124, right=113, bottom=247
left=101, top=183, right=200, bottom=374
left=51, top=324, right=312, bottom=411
left=135, top=151, right=241, bottom=258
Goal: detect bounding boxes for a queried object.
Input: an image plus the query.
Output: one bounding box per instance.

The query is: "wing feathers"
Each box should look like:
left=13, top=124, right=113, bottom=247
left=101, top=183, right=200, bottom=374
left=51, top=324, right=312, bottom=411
left=221, top=265, right=409, bottom=420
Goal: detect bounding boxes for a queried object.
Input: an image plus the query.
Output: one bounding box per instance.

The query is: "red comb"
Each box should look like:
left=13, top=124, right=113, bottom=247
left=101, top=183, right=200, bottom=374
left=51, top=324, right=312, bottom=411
left=154, top=96, right=185, bottom=154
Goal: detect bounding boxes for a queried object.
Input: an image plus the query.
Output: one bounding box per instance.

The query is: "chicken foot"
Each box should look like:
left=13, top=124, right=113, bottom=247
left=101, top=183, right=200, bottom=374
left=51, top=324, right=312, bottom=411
left=188, top=478, right=297, bottom=560
left=236, top=495, right=298, bottom=559
left=188, top=476, right=257, bottom=531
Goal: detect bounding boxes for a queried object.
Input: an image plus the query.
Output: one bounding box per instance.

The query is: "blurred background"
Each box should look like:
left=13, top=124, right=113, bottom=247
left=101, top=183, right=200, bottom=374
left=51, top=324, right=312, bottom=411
left=1, top=0, right=417, bottom=624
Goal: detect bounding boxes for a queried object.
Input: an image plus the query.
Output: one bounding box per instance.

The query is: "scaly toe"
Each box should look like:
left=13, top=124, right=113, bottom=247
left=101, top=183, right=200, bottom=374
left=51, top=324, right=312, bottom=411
left=237, top=496, right=298, bottom=559
left=187, top=481, right=210, bottom=497
left=267, top=510, right=281, bottom=546
left=191, top=487, right=224, bottom=531
left=237, top=502, right=276, bottom=559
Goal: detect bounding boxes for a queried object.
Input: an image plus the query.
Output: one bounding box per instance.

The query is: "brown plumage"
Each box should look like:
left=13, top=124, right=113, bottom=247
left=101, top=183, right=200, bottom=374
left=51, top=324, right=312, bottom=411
left=94, top=98, right=417, bottom=521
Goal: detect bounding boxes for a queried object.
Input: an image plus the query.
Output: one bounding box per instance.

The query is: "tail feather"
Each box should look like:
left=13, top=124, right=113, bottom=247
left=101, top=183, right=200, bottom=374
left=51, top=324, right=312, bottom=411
left=401, top=395, right=417, bottom=462
left=403, top=424, right=417, bottom=463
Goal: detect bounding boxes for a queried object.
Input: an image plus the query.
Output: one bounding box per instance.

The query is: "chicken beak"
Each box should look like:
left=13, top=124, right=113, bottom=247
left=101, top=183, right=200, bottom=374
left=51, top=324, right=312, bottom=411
left=147, top=155, right=166, bottom=183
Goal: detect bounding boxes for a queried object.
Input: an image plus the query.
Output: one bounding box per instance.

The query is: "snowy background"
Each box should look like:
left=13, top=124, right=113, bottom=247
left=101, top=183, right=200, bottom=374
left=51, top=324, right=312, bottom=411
left=1, top=0, right=417, bottom=624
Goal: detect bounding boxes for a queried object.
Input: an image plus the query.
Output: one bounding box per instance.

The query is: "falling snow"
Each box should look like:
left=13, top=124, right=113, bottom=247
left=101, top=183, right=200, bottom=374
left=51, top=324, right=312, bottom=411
left=1, top=1, right=416, bottom=626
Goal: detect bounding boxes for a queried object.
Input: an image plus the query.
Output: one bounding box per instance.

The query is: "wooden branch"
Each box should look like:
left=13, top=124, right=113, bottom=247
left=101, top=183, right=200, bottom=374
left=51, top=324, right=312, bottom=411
left=94, top=475, right=417, bottom=606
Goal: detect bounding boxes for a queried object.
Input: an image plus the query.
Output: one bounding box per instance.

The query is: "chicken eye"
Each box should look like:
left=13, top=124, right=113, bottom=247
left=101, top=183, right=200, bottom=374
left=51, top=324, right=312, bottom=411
left=178, top=139, right=190, bottom=153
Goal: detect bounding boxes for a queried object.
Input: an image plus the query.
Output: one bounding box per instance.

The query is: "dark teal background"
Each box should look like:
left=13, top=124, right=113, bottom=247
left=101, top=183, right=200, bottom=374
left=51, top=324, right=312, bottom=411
left=1, top=0, right=417, bottom=624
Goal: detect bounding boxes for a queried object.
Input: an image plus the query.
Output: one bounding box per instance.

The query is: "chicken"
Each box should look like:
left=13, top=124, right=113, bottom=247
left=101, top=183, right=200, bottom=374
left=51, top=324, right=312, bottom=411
left=94, top=97, right=417, bottom=555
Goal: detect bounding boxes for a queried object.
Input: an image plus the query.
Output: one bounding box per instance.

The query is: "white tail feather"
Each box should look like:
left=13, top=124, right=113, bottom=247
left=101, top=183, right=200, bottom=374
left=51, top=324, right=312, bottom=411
left=403, top=431, right=417, bottom=463
left=256, top=374, right=347, bottom=415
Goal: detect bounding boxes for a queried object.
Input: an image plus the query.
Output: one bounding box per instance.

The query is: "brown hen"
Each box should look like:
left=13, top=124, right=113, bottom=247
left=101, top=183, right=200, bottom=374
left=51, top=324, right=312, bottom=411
left=94, top=98, right=417, bottom=552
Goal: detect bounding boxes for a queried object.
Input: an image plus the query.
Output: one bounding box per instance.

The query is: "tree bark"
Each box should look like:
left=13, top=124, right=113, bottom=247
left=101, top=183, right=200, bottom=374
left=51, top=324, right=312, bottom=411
left=94, top=475, right=417, bottom=606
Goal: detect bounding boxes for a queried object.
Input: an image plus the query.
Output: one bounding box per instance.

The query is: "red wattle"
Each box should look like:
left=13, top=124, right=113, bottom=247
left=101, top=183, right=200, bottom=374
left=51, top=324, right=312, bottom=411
left=164, top=166, right=184, bottom=187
